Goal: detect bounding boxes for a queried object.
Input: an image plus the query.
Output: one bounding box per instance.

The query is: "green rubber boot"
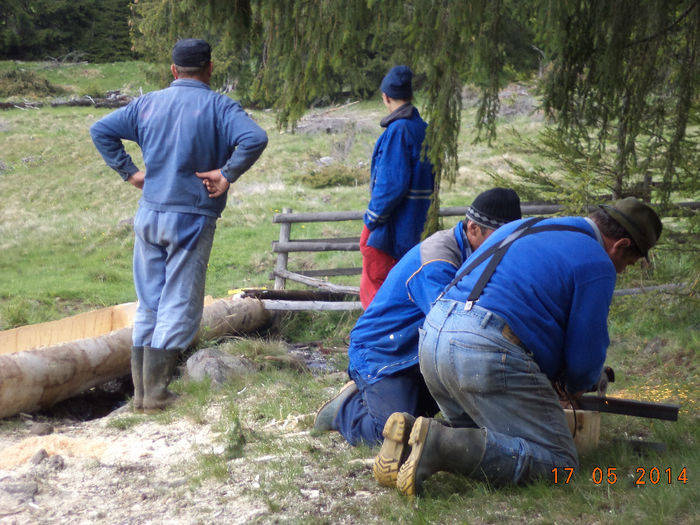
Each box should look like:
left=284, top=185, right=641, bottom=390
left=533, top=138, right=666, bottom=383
left=312, top=381, right=357, bottom=432
left=142, top=347, right=181, bottom=413
left=131, top=346, right=144, bottom=412
left=373, top=412, right=415, bottom=487
left=396, top=417, right=487, bottom=498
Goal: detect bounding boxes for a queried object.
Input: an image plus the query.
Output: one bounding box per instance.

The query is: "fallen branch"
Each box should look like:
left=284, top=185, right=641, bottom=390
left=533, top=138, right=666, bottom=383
left=271, top=269, right=360, bottom=295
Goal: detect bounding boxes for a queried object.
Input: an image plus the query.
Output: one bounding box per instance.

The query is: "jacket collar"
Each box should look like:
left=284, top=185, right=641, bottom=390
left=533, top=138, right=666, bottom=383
left=170, top=78, right=211, bottom=90
left=380, top=103, right=414, bottom=128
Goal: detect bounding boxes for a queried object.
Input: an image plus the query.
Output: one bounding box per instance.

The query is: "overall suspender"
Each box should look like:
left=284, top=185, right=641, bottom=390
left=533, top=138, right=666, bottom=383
left=439, top=217, right=594, bottom=310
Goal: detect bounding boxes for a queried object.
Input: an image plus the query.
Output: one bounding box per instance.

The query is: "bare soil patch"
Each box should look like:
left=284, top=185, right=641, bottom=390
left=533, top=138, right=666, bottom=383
left=0, top=398, right=384, bottom=524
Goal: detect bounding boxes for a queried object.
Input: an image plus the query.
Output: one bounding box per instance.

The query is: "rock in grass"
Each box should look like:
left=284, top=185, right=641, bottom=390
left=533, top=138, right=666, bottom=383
left=186, top=348, right=257, bottom=385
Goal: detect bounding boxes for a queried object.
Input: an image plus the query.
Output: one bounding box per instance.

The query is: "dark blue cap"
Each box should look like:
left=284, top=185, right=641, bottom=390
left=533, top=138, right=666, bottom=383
left=380, top=65, right=413, bottom=100
left=172, top=39, right=211, bottom=68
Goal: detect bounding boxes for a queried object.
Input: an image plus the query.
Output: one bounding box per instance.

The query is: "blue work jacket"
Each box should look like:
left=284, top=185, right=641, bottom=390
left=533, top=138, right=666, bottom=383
left=90, top=78, right=268, bottom=218
left=364, top=106, right=435, bottom=259
left=349, top=222, right=471, bottom=383
left=444, top=217, right=615, bottom=393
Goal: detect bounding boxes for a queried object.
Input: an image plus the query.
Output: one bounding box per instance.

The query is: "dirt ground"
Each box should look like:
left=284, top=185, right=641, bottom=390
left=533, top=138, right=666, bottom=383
left=0, top=396, right=382, bottom=525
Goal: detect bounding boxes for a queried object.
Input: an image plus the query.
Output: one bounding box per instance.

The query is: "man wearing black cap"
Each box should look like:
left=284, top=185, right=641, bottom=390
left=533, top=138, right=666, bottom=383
left=313, top=189, right=522, bottom=457
left=360, top=65, right=435, bottom=309
left=90, top=38, right=268, bottom=413
left=390, top=197, right=662, bottom=497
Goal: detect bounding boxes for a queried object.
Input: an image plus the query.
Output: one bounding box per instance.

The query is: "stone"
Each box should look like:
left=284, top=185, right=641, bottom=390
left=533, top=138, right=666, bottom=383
left=30, top=448, right=49, bottom=465
left=186, top=348, right=257, bottom=385
left=29, top=422, right=54, bottom=436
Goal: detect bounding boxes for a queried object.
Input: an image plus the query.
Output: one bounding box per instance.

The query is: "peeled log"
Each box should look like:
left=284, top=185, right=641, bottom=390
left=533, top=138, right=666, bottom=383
left=0, top=298, right=270, bottom=419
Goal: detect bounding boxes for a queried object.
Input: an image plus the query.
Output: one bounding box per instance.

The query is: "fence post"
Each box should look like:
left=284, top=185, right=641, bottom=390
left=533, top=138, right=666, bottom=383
left=274, top=208, right=292, bottom=290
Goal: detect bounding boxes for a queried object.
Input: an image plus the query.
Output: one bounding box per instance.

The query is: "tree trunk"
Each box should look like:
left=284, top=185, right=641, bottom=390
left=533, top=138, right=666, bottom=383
left=0, top=298, right=270, bottom=419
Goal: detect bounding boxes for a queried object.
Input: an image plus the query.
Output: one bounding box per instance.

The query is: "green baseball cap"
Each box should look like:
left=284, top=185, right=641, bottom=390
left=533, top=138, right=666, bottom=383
left=599, top=197, right=662, bottom=257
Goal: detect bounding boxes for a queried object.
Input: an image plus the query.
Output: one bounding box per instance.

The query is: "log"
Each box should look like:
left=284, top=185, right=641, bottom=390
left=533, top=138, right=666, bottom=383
left=241, top=288, right=353, bottom=301
left=564, top=409, right=601, bottom=453
left=0, top=101, right=43, bottom=110
left=0, top=297, right=270, bottom=419
left=261, top=300, right=363, bottom=311
left=0, top=302, right=137, bottom=356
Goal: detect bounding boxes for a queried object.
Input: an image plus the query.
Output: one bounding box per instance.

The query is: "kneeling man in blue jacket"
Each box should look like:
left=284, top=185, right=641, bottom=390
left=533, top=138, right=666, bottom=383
left=313, top=188, right=521, bottom=477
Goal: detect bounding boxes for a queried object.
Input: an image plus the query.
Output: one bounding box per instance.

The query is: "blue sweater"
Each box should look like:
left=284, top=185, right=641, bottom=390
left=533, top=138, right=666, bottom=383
left=443, top=217, right=616, bottom=393
left=364, top=106, right=435, bottom=259
left=349, top=222, right=471, bottom=383
left=90, top=78, right=268, bottom=218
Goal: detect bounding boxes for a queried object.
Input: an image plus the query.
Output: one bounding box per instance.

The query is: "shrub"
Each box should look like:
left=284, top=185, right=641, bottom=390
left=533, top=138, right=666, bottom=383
left=293, top=164, right=369, bottom=189
left=0, top=69, right=65, bottom=98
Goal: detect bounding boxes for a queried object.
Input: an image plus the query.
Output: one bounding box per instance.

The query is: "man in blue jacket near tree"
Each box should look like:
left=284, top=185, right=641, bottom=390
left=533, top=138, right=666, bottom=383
left=314, top=189, right=521, bottom=483
left=360, top=65, right=435, bottom=308
left=391, top=198, right=662, bottom=496
left=90, top=39, right=268, bottom=413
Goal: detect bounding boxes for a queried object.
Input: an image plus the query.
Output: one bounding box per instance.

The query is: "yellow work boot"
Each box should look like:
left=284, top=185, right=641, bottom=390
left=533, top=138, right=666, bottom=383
left=373, top=412, right=415, bottom=487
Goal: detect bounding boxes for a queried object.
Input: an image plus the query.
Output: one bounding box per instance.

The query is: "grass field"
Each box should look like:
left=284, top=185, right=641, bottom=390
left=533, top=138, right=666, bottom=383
left=0, top=61, right=698, bottom=523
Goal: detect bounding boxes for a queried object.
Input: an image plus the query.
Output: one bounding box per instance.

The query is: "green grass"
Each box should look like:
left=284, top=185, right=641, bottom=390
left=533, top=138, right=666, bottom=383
left=0, top=60, right=162, bottom=99
left=1, top=60, right=698, bottom=523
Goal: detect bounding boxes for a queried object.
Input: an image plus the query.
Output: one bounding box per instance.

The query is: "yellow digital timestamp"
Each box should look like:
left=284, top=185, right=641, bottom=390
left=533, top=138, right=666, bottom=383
left=551, top=467, right=688, bottom=485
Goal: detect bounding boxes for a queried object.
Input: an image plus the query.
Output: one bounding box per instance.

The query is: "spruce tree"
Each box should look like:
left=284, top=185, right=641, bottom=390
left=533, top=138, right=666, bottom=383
left=131, top=0, right=699, bottom=226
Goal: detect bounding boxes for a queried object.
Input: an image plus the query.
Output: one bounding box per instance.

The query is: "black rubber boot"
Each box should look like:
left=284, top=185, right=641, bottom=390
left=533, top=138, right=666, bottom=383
left=131, top=346, right=144, bottom=412
left=142, top=347, right=181, bottom=413
left=396, top=417, right=487, bottom=498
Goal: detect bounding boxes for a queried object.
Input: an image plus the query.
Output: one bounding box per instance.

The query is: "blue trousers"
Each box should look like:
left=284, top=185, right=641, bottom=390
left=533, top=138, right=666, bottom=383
left=132, top=207, right=216, bottom=350
left=419, top=299, right=579, bottom=485
left=335, top=365, right=439, bottom=446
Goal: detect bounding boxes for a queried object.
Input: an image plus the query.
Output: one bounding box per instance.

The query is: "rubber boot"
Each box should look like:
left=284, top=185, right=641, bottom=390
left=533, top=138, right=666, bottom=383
left=142, top=347, right=181, bottom=413
left=131, top=346, right=144, bottom=412
left=373, top=412, right=415, bottom=487
left=312, top=381, right=358, bottom=432
left=396, top=417, right=487, bottom=498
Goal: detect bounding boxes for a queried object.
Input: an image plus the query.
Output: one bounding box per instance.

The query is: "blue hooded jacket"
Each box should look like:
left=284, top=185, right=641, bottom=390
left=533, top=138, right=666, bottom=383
left=364, top=105, right=435, bottom=259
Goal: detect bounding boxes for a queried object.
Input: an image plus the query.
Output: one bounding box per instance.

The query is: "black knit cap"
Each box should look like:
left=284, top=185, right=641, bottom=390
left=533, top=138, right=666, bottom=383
left=172, top=38, right=211, bottom=68
left=465, top=188, right=522, bottom=230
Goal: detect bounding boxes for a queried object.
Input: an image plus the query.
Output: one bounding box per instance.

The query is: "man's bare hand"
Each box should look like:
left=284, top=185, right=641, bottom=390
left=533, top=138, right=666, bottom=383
left=196, top=169, right=230, bottom=198
left=128, top=170, right=145, bottom=189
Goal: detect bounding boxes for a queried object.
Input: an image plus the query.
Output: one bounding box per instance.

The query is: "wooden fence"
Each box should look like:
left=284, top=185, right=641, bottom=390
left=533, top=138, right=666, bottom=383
left=269, top=201, right=697, bottom=311
left=269, top=203, right=565, bottom=297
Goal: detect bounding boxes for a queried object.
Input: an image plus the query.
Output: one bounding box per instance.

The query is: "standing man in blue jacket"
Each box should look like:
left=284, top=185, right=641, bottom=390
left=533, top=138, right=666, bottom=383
left=90, top=39, right=268, bottom=413
left=314, top=189, right=521, bottom=476
left=391, top=198, right=662, bottom=496
left=360, top=65, right=435, bottom=308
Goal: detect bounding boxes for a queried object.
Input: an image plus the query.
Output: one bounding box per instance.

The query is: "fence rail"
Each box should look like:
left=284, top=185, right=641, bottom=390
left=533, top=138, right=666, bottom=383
left=270, top=201, right=698, bottom=305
